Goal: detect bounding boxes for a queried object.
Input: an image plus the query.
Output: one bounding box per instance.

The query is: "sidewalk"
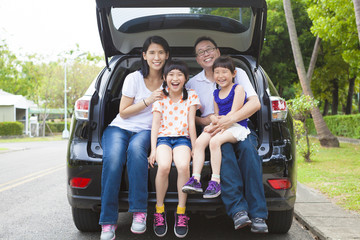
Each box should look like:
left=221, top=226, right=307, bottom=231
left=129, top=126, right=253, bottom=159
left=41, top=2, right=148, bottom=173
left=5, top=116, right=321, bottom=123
left=295, top=182, right=360, bottom=240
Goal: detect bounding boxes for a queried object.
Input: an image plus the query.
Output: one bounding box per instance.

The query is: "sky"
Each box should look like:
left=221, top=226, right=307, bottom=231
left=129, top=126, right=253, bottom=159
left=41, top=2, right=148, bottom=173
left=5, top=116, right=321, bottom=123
left=0, top=0, right=103, bottom=60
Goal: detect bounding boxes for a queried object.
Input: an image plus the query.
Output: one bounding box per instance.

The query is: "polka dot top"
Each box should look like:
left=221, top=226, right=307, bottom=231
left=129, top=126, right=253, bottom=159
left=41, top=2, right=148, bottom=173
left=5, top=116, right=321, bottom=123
left=152, top=89, right=200, bottom=137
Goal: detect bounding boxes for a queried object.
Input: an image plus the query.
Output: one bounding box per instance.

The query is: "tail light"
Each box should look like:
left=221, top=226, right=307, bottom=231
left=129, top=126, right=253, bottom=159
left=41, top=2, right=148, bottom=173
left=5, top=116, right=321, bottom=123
left=270, top=96, right=288, bottom=121
left=70, top=177, right=91, bottom=189
left=267, top=178, right=292, bottom=190
left=74, top=96, right=91, bottom=120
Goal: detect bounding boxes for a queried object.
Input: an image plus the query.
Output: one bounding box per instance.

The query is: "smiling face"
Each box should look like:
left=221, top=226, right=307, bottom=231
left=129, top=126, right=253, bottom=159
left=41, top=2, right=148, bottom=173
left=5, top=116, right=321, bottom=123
left=213, top=67, right=237, bottom=89
left=143, top=43, right=169, bottom=73
left=195, top=40, right=221, bottom=72
left=165, top=69, right=186, bottom=94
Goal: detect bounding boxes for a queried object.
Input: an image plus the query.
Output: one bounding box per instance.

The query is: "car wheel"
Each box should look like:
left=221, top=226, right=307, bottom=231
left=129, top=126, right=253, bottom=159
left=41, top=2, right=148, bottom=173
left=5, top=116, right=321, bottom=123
left=72, top=207, right=101, bottom=232
left=266, top=208, right=294, bottom=233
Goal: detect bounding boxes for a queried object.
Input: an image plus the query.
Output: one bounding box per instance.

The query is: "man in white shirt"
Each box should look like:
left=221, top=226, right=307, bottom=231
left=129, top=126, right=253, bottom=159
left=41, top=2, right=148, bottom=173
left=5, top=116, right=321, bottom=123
left=186, top=36, right=268, bottom=233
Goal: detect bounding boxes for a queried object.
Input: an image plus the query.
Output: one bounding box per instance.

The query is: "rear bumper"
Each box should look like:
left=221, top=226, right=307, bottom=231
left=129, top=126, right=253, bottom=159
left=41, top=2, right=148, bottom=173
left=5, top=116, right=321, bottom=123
left=68, top=190, right=295, bottom=213
left=67, top=139, right=296, bottom=213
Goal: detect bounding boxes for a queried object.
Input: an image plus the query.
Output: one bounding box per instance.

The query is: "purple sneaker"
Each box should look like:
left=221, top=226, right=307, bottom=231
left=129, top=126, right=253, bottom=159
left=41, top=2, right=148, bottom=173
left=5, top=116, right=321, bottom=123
left=203, top=181, right=221, bottom=198
left=182, top=176, right=203, bottom=194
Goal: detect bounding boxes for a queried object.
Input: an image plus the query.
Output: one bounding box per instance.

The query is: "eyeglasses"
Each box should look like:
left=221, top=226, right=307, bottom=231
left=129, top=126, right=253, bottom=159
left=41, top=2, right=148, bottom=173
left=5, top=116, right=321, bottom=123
left=196, top=47, right=217, bottom=57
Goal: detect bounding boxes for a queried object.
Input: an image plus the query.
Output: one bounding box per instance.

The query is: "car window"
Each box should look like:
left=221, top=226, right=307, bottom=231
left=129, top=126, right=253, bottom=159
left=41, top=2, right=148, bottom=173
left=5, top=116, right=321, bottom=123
left=111, top=7, right=253, bottom=33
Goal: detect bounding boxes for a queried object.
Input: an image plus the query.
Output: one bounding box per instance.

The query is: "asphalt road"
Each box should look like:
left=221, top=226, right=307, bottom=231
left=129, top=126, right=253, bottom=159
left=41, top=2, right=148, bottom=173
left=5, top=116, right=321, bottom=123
left=0, top=140, right=315, bottom=240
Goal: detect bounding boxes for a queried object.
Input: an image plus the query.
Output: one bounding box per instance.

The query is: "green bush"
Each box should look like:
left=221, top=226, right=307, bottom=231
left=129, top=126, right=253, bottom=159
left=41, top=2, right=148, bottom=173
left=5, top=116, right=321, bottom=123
left=45, top=122, right=70, bottom=134
left=306, top=114, right=360, bottom=139
left=0, top=121, right=23, bottom=136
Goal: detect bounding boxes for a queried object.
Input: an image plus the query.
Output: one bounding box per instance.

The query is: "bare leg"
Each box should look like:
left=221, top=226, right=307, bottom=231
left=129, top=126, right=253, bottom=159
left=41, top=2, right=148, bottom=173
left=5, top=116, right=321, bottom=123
left=191, top=132, right=211, bottom=181
left=209, top=131, right=237, bottom=182
left=155, top=145, right=173, bottom=207
left=173, top=146, right=191, bottom=207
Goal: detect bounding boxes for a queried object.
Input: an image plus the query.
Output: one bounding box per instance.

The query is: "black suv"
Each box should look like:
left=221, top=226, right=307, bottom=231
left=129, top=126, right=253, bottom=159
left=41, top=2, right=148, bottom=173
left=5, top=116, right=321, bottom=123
left=67, top=0, right=296, bottom=234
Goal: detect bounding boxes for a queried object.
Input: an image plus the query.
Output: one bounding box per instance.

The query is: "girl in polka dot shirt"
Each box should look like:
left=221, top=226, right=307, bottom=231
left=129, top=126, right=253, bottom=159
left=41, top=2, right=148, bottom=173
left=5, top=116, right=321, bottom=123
left=149, top=60, right=200, bottom=238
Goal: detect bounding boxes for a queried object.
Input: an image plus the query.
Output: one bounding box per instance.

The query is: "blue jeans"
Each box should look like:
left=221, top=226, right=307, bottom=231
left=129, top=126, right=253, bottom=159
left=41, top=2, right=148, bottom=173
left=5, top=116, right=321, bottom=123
left=220, top=129, right=268, bottom=219
left=157, top=136, right=192, bottom=149
left=99, top=126, right=151, bottom=225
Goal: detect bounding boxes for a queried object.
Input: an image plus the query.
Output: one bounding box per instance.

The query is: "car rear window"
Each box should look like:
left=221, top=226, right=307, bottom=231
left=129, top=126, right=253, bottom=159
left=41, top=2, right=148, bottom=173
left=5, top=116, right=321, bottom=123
left=111, top=7, right=253, bottom=33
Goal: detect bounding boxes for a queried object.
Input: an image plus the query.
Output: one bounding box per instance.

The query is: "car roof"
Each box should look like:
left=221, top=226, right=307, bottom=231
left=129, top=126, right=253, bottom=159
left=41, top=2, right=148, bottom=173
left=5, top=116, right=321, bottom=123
left=96, top=0, right=265, bottom=8
left=95, top=0, right=267, bottom=66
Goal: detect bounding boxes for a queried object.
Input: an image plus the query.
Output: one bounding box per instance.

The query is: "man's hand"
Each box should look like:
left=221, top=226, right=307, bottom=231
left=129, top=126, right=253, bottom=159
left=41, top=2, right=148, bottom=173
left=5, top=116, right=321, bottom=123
left=208, top=115, right=234, bottom=136
left=216, top=115, right=233, bottom=130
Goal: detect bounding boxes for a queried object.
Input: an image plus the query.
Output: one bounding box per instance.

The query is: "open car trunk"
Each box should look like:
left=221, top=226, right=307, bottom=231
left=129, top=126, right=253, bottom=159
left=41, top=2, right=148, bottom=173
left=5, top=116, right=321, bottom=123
left=95, top=0, right=267, bottom=67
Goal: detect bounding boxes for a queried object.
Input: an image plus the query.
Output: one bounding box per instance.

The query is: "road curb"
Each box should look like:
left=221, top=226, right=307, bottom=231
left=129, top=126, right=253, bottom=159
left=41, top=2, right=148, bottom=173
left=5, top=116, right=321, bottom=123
left=294, top=209, right=326, bottom=240
left=0, top=148, right=27, bottom=154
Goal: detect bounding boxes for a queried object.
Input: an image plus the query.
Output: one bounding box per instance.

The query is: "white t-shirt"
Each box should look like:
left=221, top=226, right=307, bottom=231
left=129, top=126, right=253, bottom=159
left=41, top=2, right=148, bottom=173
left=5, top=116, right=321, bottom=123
left=109, top=70, right=155, bottom=132
left=186, top=67, right=257, bottom=117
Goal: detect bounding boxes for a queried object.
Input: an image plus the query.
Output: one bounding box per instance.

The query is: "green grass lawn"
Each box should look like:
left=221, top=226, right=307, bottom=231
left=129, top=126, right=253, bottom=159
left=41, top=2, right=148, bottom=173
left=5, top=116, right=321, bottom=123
left=297, top=139, right=360, bottom=213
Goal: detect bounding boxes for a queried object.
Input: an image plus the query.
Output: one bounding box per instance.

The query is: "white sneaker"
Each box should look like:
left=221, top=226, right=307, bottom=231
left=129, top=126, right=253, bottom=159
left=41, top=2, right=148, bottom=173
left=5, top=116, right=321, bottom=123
left=100, top=224, right=117, bottom=240
left=130, top=212, right=147, bottom=234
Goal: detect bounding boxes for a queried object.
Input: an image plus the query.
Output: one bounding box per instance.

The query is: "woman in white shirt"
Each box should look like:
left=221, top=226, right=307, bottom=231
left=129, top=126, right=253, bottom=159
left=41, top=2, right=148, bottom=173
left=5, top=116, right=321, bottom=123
left=99, top=36, right=170, bottom=240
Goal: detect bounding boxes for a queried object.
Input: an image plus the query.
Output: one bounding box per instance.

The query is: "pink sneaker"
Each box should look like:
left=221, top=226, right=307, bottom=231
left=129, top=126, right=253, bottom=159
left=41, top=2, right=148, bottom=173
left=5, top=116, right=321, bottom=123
left=100, top=224, right=117, bottom=240
left=131, top=212, right=147, bottom=234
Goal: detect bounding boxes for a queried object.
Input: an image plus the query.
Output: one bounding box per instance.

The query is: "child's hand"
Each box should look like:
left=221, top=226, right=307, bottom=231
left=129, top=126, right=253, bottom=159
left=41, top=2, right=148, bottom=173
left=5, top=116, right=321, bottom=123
left=204, top=124, right=218, bottom=133
left=148, top=151, right=156, bottom=168
left=210, top=115, right=220, bottom=126
left=204, top=125, right=212, bottom=132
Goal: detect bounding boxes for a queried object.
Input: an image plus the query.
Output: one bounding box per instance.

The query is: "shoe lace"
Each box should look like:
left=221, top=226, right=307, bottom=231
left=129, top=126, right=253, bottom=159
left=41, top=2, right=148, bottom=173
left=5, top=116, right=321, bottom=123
left=235, top=211, right=247, bottom=218
left=207, top=181, right=217, bottom=190
left=187, top=176, right=196, bottom=185
left=154, top=213, right=165, bottom=226
left=253, top=218, right=265, bottom=223
left=177, top=215, right=190, bottom=227
left=133, top=212, right=146, bottom=223
left=102, top=224, right=116, bottom=232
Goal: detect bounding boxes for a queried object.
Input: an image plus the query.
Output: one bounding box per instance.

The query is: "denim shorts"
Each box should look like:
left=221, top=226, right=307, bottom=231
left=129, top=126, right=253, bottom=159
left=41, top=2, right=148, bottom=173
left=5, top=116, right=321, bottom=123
left=157, top=136, right=192, bottom=149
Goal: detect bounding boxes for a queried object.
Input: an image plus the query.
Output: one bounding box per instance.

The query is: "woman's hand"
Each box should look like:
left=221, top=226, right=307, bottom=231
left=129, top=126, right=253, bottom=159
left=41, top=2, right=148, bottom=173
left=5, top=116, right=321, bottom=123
left=146, top=89, right=164, bottom=105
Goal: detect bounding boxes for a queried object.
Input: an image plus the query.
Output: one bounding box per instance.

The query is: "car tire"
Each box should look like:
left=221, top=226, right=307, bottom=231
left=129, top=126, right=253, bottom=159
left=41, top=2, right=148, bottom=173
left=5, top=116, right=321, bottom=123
left=266, top=208, right=294, bottom=234
left=72, top=207, right=101, bottom=232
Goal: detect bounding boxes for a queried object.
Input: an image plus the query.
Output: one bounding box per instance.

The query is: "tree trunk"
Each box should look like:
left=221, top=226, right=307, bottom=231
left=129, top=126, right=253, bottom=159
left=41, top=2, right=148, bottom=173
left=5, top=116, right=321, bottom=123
left=345, top=77, right=355, bottom=114
left=323, top=99, right=329, bottom=116
left=307, top=36, right=321, bottom=84
left=283, top=0, right=339, bottom=147
left=331, top=79, right=339, bottom=115
left=353, top=0, right=360, bottom=43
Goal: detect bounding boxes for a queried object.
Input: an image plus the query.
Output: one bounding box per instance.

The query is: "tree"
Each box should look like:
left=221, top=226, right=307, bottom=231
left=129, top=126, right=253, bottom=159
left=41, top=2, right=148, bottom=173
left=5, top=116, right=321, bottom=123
left=37, top=61, right=62, bottom=136
left=311, top=46, right=350, bottom=115
left=262, top=0, right=316, bottom=99
left=308, top=0, right=360, bottom=115
left=0, top=41, right=20, bottom=94
left=353, top=0, right=360, bottom=43
left=288, top=95, right=319, bottom=162
left=283, top=0, right=339, bottom=147
left=65, top=56, right=102, bottom=117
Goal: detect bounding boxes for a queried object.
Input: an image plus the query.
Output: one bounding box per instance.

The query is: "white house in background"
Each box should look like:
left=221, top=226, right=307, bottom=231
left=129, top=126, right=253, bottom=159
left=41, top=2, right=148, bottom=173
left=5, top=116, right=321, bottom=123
left=0, top=89, right=38, bottom=135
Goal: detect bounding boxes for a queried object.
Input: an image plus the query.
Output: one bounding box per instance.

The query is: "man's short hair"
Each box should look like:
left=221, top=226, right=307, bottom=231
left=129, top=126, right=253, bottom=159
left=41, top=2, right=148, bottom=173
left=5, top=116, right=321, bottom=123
left=194, top=36, right=218, bottom=51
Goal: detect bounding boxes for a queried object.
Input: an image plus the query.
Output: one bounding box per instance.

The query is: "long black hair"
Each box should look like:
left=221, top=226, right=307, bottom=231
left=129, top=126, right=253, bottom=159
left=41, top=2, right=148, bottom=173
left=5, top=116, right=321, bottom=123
left=140, top=36, right=171, bottom=78
left=162, top=59, right=189, bottom=100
